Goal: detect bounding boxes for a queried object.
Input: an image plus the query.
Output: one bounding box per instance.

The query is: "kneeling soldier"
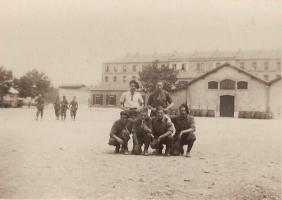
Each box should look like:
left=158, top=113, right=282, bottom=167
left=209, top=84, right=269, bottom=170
left=108, top=111, right=132, bottom=154
left=171, top=104, right=196, bottom=157
left=150, top=106, right=174, bottom=156
left=132, top=109, right=153, bottom=156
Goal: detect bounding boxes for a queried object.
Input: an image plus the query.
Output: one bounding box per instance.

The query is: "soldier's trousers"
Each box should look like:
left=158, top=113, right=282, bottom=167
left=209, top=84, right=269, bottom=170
left=55, top=108, right=60, bottom=118
left=151, top=135, right=173, bottom=153
left=36, top=108, right=44, bottom=118
left=132, top=133, right=152, bottom=154
left=174, top=132, right=196, bottom=154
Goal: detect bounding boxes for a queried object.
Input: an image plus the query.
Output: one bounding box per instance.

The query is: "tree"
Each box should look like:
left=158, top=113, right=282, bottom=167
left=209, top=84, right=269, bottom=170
left=0, top=66, right=14, bottom=100
left=139, top=60, right=179, bottom=92
left=17, top=69, right=51, bottom=98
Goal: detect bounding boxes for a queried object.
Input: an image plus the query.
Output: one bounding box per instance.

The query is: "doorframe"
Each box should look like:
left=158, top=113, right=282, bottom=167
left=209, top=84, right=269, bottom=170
left=216, top=92, right=238, bottom=117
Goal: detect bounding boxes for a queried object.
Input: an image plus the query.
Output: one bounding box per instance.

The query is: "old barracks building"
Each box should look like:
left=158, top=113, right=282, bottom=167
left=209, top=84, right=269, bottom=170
left=89, top=49, right=281, bottom=118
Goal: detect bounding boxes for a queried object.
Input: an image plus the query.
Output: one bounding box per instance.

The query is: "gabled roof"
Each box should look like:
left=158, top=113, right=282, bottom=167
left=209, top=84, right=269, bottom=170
left=268, top=75, right=281, bottom=85
left=186, top=63, right=268, bottom=87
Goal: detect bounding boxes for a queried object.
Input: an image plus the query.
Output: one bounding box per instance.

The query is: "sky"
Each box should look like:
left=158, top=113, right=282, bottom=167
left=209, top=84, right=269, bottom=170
left=0, top=0, right=281, bottom=86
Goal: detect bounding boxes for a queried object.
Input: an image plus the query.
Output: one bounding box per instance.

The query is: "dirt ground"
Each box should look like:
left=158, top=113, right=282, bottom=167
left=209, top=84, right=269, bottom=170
left=0, top=106, right=281, bottom=199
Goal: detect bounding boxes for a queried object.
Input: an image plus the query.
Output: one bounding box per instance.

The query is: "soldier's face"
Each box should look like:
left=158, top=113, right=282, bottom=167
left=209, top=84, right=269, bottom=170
left=156, top=110, right=164, bottom=119
left=140, top=112, right=147, bottom=120
left=130, top=83, right=136, bottom=92
left=156, top=82, right=163, bottom=91
left=180, top=107, right=187, bottom=116
left=120, top=115, right=128, bottom=123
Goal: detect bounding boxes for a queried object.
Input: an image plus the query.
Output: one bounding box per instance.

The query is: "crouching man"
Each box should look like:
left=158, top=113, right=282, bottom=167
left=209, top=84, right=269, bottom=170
left=132, top=109, right=153, bottom=156
left=108, top=111, right=132, bottom=154
left=171, top=104, right=196, bottom=157
left=150, top=106, right=174, bottom=156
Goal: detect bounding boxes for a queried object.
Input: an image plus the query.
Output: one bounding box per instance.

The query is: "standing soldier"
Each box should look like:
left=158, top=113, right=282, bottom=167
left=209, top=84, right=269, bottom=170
left=108, top=111, right=133, bottom=154
left=120, top=80, right=144, bottom=120
left=171, top=104, right=196, bottom=157
left=150, top=106, right=174, bottom=156
left=35, top=94, right=45, bottom=120
left=131, top=109, right=153, bottom=156
left=69, top=96, right=78, bottom=121
left=53, top=96, right=61, bottom=120
left=60, top=96, right=68, bottom=120
left=147, top=80, right=174, bottom=117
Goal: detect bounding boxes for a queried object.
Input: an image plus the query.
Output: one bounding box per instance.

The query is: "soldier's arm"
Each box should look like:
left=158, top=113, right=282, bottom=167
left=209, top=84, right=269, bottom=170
left=179, top=116, right=196, bottom=136
left=110, top=121, right=124, bottom=144
left=147, top=94, right=156, bottom=111
left=164, top=93, right=174, bottom=110
left=159, top=121, right=173, bottom=139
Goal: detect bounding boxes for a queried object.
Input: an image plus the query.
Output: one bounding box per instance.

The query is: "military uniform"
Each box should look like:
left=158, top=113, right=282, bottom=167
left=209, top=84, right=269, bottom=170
left=108, top=119, right=133, bottom=152
left=60, top=99, right=69, bottom=120
left=147, top=90, right=173, bottom=117
left=35, top=96, right=44, bottom=120
left=171, top=115, right=196, bottom=155
left=151, top=116, right=174, bottom=154
left=131, top=117, right=153, bottom=155
left=69, top=100, right=78, bottom=120
left=53, top=98, right=61, bottom=120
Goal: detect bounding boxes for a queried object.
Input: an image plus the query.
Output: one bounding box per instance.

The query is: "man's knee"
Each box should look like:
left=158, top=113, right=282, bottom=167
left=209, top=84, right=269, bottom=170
left=108, top=137, right=118, bottom=146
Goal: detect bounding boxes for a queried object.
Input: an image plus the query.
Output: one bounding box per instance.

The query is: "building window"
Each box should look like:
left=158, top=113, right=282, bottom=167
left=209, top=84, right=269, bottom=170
left=181, top=64, right=186, bottom=71
left=113, top=76, right=117, bottom=82
left=123, top=75, right=127, bottom=82
left=106, top=94, right=116, bottom=105
left=237, top=81, right=248, bottom=89
left=252, top=62, right=257, bottom=70
left=161, top=64, right=166, bottom=68
left=105, top=65, right=110, bottom=72
left=240, top=62, right=245, bottom=70
left=132, top=65, right=137, bottom=72
left=114, top=66, right=118, bottom=72
left=196, top=63, right=201, bottom=72
left=264, top=62, right=269, bottom=70
left=208, top=81, right=218, bottom=89
left=277, top=61, right=281, bottom=70
left=93, top=94, right=103, bottom=105
left=172, top=64, right=177, bottom=70
left=264, top=74, right=269, bottom=81
left=132, top=76, right=136, bottom=80
left=220, top=79, right=235, bottom=90
left=105, top=76, right=109, bottom=82
left=123, top=65, right=127, bottom=72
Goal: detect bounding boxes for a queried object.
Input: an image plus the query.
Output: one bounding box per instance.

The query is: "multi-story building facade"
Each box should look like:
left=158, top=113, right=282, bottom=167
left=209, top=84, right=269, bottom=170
left=90, top=49, right=281, bottom=110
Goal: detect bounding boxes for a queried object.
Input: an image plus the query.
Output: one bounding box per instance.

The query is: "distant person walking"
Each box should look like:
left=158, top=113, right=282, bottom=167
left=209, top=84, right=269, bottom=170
left=35, top=94, right=45, bottom=120
left=69, top=96, right=78, bottom=120
left=53, top=96, right=61, bottom=120
left=60, top=96, right=68, bottom=120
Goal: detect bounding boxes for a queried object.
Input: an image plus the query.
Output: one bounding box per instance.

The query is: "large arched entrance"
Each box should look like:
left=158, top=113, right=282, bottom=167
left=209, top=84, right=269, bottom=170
left=220, top=95, right=235, bottom=117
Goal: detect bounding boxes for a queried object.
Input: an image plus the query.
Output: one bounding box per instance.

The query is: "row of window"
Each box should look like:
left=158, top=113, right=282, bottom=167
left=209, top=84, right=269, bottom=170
left=93, top=94, right=146, bottom=106
left=208, top=80, right=248, bottom=90
left=239, top=61, right=280, bottom=71
left=105, top=65, right=138, bottom=73
left=104, top=75, right=137, bottom=82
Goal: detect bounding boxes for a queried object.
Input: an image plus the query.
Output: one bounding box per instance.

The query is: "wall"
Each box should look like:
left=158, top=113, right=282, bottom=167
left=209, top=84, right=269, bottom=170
left=58, top=88, right=90, bottom=105
left=269, top=80, right=281, bottom=118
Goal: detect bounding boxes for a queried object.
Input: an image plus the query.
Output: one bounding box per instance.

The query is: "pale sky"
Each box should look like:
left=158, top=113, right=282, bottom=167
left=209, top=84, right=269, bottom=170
left=0, top=0, right=281, bottom=86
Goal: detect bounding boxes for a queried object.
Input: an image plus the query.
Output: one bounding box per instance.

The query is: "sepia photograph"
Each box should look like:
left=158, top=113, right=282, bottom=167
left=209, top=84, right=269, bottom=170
left=0, top=0, right=281, bottom=199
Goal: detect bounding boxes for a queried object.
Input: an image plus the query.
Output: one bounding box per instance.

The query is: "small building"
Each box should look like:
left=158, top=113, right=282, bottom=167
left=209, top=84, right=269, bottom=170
left=2, top=87, right=19, bottom=107
left=58, top=84, right=90, bottom=105
left=89, top=82, right=147, bottom=107
left=171, top=63, right=281, bottom=119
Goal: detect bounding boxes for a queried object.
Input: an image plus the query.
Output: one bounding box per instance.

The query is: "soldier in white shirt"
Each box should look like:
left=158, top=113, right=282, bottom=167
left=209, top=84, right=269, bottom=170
left=120, top=80, right=144, bottom=119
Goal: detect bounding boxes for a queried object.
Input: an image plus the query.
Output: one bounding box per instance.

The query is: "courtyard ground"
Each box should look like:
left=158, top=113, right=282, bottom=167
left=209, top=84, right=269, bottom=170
left=0, top=106, right=281, bottom=199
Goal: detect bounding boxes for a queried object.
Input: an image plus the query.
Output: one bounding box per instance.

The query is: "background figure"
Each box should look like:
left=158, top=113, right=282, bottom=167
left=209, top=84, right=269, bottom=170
left=147, top=80, right=174, bottom=117
left=60, top=96, right=68, bottom=120
left=120, top=80, right=144, bottom=120
left=53, top=96, right=60, bottom=120
left=69, top=96, right=78, bottom=120
left=35, top=94, right=45, bottom=120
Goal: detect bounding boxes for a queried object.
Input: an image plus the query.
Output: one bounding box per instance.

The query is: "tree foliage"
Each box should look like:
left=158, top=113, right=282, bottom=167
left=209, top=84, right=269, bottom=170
left=138, top=60, right=179, bottom=92
left=17, top=69, right=51, bottom=98
left=0, top=66, right=14, bottom=98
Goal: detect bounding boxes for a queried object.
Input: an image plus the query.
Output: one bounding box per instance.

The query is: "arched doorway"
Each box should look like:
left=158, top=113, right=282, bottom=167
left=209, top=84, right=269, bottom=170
left=220, top=95, right=235, bottom=117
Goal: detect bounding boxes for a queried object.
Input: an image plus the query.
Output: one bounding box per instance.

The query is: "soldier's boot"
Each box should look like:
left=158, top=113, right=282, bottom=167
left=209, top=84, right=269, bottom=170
left=186, top=141, right=195, bottom=157
left=115, top=145, right=120, bottom=154
left=122, top=143, right=129, bottom=155
left=164, top=146, right=171, bottom=157
left=144, top=144, right=149, bottom=156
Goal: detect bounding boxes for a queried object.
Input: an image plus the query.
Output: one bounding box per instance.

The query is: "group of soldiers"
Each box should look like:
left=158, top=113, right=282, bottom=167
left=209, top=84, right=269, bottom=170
left=35, top=95, right=78, bottom=121
left=108, top=80, right=196, bottom=157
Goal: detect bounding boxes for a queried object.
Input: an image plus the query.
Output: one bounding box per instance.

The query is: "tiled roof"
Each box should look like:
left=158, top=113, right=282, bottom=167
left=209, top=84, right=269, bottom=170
left=89, top=82, right=129, bottom=91
left=105, top=49, right=281, bottom=63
